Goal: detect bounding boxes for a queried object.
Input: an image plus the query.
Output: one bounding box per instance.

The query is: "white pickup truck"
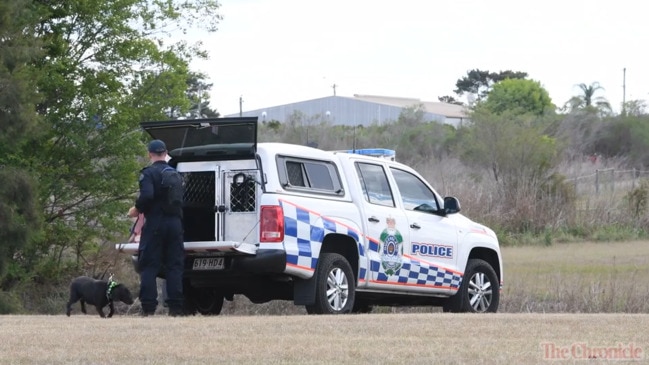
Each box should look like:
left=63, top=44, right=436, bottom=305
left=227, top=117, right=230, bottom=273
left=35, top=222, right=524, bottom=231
left=116, top=117, right=503, bottom=315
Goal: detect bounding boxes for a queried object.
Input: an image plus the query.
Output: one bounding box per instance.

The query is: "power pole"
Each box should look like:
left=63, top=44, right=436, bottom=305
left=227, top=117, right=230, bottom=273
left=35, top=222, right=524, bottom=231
left=622, top=68, right=626, bottom=116
left=197, top=86, right=202, bottom=118
left=332, top=84, right=337, bottom=96
left=239, top=95, right=243, bottom=117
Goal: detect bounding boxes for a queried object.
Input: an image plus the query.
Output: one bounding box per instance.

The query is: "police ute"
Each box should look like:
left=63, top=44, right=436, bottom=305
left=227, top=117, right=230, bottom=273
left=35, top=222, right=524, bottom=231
left=116, top=117, right=503, bottom=315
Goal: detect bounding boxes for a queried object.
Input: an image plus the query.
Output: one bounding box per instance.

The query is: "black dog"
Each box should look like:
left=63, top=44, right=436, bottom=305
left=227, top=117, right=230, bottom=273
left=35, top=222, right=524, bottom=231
left=66, top=276, right=134, bottom=318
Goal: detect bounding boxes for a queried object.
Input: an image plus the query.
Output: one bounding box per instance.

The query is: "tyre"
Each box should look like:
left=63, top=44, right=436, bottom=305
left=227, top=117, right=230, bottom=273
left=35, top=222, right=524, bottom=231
left=443, top=258, right=499, bottom=313
left=305, top=253, right=355, bottom=315
left=185, top=287, right=224, bottom=316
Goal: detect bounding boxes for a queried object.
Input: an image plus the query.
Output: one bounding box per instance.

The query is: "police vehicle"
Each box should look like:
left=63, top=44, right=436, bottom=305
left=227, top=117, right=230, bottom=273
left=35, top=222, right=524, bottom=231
left=116, top=117, right=503, bottom=315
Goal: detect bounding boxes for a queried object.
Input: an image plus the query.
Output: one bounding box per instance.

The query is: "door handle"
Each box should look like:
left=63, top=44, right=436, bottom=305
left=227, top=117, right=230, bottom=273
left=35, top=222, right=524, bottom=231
left=410, top=223, right=421, bottom=229
left=368, top=216, right=380, bottom=223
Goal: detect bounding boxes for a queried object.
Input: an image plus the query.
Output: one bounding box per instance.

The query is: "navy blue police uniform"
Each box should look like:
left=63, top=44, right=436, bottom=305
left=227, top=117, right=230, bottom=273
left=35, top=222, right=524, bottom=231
left=135, top=140, right=184, bottom=315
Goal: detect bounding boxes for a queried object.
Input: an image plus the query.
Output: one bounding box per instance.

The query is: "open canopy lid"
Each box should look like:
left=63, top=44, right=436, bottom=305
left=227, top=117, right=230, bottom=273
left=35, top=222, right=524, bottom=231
left=140, top=117, right=258, bottom=159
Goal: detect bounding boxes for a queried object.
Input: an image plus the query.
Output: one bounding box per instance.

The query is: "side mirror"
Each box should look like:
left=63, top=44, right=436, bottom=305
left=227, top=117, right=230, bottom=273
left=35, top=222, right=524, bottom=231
left=443, top=196, right=461, bottom=214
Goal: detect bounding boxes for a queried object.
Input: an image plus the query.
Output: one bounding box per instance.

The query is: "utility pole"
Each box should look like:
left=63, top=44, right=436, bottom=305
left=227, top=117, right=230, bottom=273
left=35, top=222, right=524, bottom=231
left=622, top=68, right=626, bottom=116
left=332, top=84, right=337, bottom=96
left=197, top=86, right=202, bottom=118
left=239, top=95, right=243, bottom=117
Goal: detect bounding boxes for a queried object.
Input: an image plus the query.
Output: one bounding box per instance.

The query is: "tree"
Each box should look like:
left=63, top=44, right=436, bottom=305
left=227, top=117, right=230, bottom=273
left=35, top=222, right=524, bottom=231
left=454, top=69, right=528, bottom=101
left=438, top=95, right=463, bottom=105
left=0, top=0, right=43, bottom=283
left=593, top=115, right=649, bottom=168
left=186, top=72, right=219, bottom=118
left=482, top=79, right=554, bottom=116
left=622, top=100, right=647, bottom=117
left=8, top=0, right=223, bottom=287
left=564, top=82, right=611, bottom=115
left=456, top=108, right=565, bottom=232
left=459, top=109, right=559, bottom=190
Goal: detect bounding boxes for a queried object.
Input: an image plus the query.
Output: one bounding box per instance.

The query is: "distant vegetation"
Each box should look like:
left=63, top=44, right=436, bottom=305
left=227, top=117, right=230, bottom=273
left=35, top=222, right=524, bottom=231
left=259, top=93, right=649, bottom=247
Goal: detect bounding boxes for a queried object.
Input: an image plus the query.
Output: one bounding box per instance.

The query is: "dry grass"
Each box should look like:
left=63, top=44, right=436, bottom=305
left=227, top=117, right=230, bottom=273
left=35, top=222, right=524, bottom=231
left=501, top=241, right=649, bottom=313
left=4, top=242, right=649, bottom=364
left=1, top=313, right=647, bottom=364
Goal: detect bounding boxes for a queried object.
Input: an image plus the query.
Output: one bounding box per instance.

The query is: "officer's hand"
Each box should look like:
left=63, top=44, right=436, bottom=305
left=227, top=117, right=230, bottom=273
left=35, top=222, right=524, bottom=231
left=128, top=206, right=139, bottom=218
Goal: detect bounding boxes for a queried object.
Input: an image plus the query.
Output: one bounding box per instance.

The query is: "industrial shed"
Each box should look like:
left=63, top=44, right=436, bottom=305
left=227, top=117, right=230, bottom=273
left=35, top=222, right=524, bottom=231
left=224, top=94, right=468, bottom=128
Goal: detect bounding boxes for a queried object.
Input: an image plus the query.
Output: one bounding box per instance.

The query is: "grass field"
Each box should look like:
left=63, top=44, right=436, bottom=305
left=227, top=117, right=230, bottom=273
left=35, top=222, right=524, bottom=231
left=215, top=240, right=649, bottom=315
left=2, top=241, right=649, bottom=364
left=500, top=241, right=649, bottom=313
left=1, top=313, right=647, bottom=364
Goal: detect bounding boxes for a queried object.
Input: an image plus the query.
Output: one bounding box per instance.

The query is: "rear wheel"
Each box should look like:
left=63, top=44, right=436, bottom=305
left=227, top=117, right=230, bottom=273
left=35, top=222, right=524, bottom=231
left=185, top=287, right=224, bottom=316
left=305, top=253, right=355, bottom=315
left=443, top=259, right=499, bottom=313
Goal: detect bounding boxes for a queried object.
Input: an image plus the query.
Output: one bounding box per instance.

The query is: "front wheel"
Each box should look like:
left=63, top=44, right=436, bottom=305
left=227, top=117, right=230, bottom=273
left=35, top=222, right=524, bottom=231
left=305, top=253, right=355, bottom=315
left=443, top=259, right=499, bottom=313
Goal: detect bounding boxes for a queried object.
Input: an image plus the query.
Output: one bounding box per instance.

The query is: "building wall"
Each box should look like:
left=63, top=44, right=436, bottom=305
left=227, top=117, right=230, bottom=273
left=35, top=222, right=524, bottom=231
left=225, top=96, right=457, bottom=127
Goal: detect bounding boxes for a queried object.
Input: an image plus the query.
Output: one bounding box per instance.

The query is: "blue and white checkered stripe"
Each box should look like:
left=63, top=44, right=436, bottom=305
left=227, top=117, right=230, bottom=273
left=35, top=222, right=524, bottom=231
left=369, top=255, right=462, bottom=290
left=280, top=200, right=366, bottom=280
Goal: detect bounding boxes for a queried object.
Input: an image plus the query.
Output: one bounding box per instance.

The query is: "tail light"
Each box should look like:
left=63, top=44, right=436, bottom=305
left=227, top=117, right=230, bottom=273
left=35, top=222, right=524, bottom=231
left=260, top=205, right=284, bottom=242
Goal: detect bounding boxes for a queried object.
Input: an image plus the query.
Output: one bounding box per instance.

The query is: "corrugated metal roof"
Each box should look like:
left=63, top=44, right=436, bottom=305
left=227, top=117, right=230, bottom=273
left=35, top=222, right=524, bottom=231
left=225, top=95, right=469, bottom=126
left=351, top=94, right=468, bottom=118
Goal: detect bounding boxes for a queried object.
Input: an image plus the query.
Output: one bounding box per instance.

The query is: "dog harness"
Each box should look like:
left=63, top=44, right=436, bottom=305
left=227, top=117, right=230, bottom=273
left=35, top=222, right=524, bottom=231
left=106, top=279, right=118, bottom=301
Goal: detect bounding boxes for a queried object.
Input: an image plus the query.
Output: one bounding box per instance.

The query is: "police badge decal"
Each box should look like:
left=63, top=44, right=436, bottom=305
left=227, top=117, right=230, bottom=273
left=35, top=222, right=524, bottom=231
left=380, top=217, right=403, bottom=276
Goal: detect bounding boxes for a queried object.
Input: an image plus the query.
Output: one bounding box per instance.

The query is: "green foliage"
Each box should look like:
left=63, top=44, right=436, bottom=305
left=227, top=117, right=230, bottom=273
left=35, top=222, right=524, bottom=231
left=593, top=114, right=649, bottom=167
left=454, top=69, right=528, bottom=101
left=563, top=82, right=611, bottom=117
left=437, top=95, right=463, bottom=105
left=0, top=0, right=43, bottom=152
left=622, top=100, right=647, bottom=117
left=0, top=0, right=223, bottom=291
left=0, top=169, right=40, bottom=280
left=482, top=79, right=554, bottom=116
left=186, top=72, right=219, bottom=118
left=0, top=0, right=44, bottom=284
left=625, top=180, right=649, bottom=219
left=458, top=108, right=559, bottom=191
left=0, top=290, right=24, bottom=314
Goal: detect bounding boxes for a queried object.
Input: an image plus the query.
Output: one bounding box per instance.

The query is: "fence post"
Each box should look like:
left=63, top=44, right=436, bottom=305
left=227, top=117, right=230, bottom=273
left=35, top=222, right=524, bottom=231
left=611, top=169, right=615, bottom=193
left=633, top=168, right=636, bottom=189
left=595, top=169, right=599, bottom=194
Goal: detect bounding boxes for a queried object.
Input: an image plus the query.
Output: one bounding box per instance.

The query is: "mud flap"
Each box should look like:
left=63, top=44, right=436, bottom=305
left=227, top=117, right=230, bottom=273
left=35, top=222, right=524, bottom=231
left=293, top=274, right=317, bottom=305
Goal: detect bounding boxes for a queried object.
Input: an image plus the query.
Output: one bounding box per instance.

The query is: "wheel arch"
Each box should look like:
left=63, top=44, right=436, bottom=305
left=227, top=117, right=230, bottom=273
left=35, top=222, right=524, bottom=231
left=293, top=232, right=359, bottom=307
left=321, top=233, right=360, bottom=280
left=468, top=247, right=501, bottom=283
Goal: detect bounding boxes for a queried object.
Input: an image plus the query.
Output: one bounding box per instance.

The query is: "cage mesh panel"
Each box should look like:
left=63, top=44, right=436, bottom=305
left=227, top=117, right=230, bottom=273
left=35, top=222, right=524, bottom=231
left=286, top=161, right=305, bottom=186
left=230, top=178, right=256, bottom=212
left=182, top=172, right=214, bottom=207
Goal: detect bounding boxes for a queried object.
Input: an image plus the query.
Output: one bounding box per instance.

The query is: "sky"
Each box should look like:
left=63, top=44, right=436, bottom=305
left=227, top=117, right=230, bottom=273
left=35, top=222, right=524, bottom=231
left=186, top=0, right=649, bottom=116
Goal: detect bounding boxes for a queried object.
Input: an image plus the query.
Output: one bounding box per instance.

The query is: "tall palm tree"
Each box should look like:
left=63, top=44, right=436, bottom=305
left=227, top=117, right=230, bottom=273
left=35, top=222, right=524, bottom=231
left=564, top=82, right=611, bottom=114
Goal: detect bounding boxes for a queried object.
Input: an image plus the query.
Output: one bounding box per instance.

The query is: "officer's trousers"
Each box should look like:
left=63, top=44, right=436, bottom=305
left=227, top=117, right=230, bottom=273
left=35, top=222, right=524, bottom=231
left=138, top=215, right=184, bottom=313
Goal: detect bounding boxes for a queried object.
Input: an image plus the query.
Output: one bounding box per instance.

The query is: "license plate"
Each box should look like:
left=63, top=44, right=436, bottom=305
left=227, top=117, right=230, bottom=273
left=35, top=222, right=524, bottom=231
left=192, top=257, right=225, bottom=270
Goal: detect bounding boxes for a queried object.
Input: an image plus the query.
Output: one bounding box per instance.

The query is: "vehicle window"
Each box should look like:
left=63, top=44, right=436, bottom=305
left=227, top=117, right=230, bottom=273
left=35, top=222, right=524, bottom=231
left=356, top=162, right=395, bottom=207
left=278, top=156, right=342, bottom=195
left=286, top=161, right=306, bottom=186
left=390, top=168, right=439, bottom=212
left=304, top=163, right=334, bottom=190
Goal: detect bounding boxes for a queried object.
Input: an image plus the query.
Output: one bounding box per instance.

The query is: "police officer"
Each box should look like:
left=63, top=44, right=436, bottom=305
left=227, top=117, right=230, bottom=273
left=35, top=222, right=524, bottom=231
left=128, top=139, right=184, bottom=316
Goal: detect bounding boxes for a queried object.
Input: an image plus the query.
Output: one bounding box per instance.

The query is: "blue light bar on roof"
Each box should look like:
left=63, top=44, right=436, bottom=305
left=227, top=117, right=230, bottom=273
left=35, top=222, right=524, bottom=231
left=346, top=148, right=396, bottom=161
